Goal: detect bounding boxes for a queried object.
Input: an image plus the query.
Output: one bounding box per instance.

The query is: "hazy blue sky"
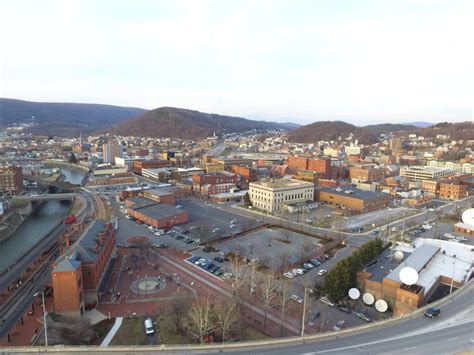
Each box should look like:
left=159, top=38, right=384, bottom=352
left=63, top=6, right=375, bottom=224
left=0, top=0, right=472, bottom=125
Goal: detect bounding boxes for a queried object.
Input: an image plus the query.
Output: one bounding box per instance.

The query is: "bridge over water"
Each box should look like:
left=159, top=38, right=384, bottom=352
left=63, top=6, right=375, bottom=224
left=12, top=193, right=76, bottom=202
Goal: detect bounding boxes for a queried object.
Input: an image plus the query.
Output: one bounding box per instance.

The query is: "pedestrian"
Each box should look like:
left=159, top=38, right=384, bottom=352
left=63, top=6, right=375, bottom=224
left=190, top=281, right=194, bottom=286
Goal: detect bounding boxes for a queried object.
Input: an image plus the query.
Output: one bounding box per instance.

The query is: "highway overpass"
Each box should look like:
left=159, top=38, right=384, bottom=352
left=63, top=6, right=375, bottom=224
left=12, top=193, right=76, bottom=202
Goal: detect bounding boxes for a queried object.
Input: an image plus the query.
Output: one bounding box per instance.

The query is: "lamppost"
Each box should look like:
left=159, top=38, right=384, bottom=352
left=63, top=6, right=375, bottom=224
left=33, top=290, right=48, bottom=346
left=301, top=288, right=313, bottom=337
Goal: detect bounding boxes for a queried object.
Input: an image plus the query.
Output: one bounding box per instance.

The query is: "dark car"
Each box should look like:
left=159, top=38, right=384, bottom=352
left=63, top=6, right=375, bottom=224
left=337, top=306, right=351, bottom=314
left=309, top=310, right=320, bottom=321
left=424, top=307, right=440, bottom=319
left=310, top=258, right=321, bottom=266
left=185, top=239, right=194, bottom=244
left=214, top=256, right=225, bottom=263
left=204, top=262, right=215, bottom=270
left=209, top=265, right=219, bottom=273
left=188, top=255, right=200, bottom=263
left=213, top=268, right=223, bottom=276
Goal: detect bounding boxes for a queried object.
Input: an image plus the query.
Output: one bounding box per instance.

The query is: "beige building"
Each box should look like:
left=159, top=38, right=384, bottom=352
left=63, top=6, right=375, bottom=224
left=249, top=178, right=314, bottom=213
left=400, top=166, right=456, bottom=181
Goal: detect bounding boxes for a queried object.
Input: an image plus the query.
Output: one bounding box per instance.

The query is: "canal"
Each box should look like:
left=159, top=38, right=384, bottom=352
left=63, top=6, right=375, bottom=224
left=0, top=167, right=87, bottom=272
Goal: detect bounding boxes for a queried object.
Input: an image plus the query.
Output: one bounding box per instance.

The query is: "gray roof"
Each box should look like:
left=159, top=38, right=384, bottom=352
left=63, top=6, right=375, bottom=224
left=54, top=252, right=81, bottom=272
left=134, top=203, right=187, bottom=220
left=319, top=186, right=389, bottom=200
left=364, top=248, right=412, bottom=283
left=386, top=244, right=440, bottom=283
left=70, top=220, right=112, bottom=263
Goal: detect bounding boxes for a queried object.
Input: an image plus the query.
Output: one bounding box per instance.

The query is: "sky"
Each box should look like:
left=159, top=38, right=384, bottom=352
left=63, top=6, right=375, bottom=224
left=0, top=0, right=472, bottom=125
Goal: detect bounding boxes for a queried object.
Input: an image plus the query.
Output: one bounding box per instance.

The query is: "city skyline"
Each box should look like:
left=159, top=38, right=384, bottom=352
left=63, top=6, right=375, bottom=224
left=1, top=0, right=472, bottom=125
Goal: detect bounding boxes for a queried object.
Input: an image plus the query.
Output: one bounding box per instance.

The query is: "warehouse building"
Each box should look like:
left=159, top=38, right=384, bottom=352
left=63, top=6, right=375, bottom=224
left=317, top=186, right=390, bottom=215
left=126, top=197, right=188, bottom=228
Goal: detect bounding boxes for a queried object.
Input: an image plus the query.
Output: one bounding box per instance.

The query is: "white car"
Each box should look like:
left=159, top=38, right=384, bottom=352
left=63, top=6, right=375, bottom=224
left=320, top=297, right=335, bottom=307
left=283, top=272, right=294, bottom=279
left=318, top=269, right=328, bottom=276
left=176, top=205, right=183, bottom=209
left=290, top=294, right=304, bottom=304
left=305, top=218, right=313, bottom=223
left=293, top=268, right=305, bottom=276
left=444, top=233, right=455, bottom=240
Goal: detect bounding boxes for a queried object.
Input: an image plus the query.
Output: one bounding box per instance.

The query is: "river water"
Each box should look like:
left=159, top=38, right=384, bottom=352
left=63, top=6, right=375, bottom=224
left=0, top=167, right=86, bottom=272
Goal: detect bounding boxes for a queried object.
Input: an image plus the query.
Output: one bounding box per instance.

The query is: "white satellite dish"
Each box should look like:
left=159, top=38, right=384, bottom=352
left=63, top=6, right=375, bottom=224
left=393, top=250, right=404, bottom=261
left=362, top=292, right=375, bottom=305
left=399, top=266, right=419, bottom=285
left=375, top=299, right=388, bottom=313
left=348, top=288, right=360, bottom=300
left=461, top=209, right=474, bottom=228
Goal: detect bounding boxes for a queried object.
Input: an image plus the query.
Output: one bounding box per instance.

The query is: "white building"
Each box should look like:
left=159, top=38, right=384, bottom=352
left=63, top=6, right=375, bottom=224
left=249, top=178, right=314, bottom=214
left=400, top=166, right=456, bottom=181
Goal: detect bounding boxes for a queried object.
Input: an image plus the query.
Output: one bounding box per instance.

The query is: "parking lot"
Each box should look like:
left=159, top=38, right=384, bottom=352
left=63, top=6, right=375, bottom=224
left=217, top=227, right=323, bottom=270
left=177, top=198, right=265, bottom=241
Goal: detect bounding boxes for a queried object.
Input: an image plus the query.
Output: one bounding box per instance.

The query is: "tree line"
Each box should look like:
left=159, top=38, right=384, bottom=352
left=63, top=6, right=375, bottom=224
left=323, top=238, right=386, bottom=301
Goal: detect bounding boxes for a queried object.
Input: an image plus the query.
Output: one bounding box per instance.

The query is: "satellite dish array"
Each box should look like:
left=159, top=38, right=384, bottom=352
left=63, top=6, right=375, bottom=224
left=346, top=265, right=420, bottom=313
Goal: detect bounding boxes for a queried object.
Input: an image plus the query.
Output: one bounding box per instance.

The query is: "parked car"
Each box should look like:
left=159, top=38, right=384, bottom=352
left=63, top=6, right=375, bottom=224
left=424, top=307, right=441, bottom=319
left=310, top=258, right=321, bottom=266
left=283, top=272, right=294, bottom=279
left=290, top=294, right=304, bottom=304
left=355, top=312, right=371, bottom=322
left=188, top=255, right=200, bottom=263
left=320, top=297, right=335, bottom=307
left=303, top=263, right=314, bottom=270
left=294, top=268, right=306, bottom=275
left=333, top=320, right=345, bottom=331
left=318, top=269, right=328, bottom=276
left=214, top=256, right=225, bottom=263
left=336, top=306, right=351, bottom=314
left=195, top=258, right=206, bottom=266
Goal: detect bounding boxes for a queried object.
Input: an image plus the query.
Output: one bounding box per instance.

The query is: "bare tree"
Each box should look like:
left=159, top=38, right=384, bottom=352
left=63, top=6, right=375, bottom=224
left=215, top=301, right=239, bottom=343
left=171, top=298, right=190, bottom=333
left=258, top=272, right=279, bottom=331
left=277, top=251, right=291, bottom=273
left=278, top=279, right=291, bottom=337
left=299, top=239, right=315, bottom=263
left=186, top=299, right=215, bottom=344
left=228, top=257, right=248, bottom=299
left=194, top=225, right=212, bottom=245
left=280, top=228, right=292, bottom=243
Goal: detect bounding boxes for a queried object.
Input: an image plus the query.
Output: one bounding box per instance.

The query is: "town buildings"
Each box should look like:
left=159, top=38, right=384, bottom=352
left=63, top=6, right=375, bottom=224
left=0, top=165, right=23, bottom=195
left=126, top=197, right=189, bottom=228
left=357, top=239, right=473, bottom=316
left=52, top=220, right=116, bottom=317
left=439, top=182, right=468, bottom=200
left=400, top=166, right=456, bottom=181
left=192, top=172, right=238, bottom=197
left=317, top=186, right=391, bottom=215
left=249, top=178, right=314, bottom=213
left=102, top=142, right=123, bottom=163
left=133, top=159, right=170, bottom=175
left=349, top=166, right=384, bottom=183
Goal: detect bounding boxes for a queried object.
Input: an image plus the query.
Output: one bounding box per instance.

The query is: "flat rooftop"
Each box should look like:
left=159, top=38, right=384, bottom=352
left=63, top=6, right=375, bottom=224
left=133, top=202, right=187, bottom=220
left=319, top=186, right=389, bottom=200
left=386, top=244, right=440, bottom=283
left=251, top=178, right=314, bottom=189
left=364, top=248, right=412, bottom=283
left=402, top=166, right=454, bottom=173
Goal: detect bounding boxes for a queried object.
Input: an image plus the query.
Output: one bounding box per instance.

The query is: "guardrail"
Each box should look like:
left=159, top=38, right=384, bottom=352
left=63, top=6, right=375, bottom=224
left=3, top=279, right=472, bottom=352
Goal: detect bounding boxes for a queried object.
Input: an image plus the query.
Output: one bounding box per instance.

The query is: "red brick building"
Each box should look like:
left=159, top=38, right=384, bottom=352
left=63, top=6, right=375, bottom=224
left=349, top=167, right=384, bottom=182
left=308, top=158, right=331, bottom=178
left=0, top=165, right=23, bottom=195
left=52, top=220, right=116, bottom=317
left=231, top=165, right=258, bottom=182
left=192, top=172, right=238, bottom=196
left=439, top=182, right=468, bottom=200
left=287, top=156, right=309, bottom=171
left=126, top=197, right=189, bottom=228
left=133, top=159, right=170, bottom=175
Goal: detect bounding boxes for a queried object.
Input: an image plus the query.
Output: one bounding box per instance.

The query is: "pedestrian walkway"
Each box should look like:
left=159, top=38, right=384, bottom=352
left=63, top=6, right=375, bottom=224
left=100, top=317, right=123, bottom=347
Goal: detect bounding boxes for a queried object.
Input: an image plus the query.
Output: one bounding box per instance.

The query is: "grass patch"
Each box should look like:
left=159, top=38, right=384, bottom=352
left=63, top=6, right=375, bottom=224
left=91, top=318, right=115, bottom=345
left=156, top=315, right=190, bottom=344
left=110, top=317, right=148, bottom=345
left=69, top=199, right=83, bottom=215
left=241, top=326, right=271, bottom=341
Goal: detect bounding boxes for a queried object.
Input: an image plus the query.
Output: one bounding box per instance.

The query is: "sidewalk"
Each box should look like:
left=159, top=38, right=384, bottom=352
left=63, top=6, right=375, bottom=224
left=100, top=317, right=122, bottom=347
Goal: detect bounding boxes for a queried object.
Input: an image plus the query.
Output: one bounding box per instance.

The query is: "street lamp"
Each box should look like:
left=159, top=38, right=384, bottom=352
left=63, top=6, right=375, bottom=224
left=33, top=290, right=48, bottom=346
left=301, top=288, right=313, bottom=337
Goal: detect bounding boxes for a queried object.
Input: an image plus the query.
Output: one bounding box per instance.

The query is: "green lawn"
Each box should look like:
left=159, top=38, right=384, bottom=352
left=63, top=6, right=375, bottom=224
left=156, top=315, right=189, bottom=344
left=110, top=317, right=149, bottom=345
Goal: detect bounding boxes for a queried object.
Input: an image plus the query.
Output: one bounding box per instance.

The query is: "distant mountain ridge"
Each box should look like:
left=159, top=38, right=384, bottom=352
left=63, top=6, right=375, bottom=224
left=0, top=98, right=145, bottom=136
left=363, top=123, right=417, bottom=135
left=286, top=121, right=378, bottom=145
left=109, top=107, right=295, bottom=139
